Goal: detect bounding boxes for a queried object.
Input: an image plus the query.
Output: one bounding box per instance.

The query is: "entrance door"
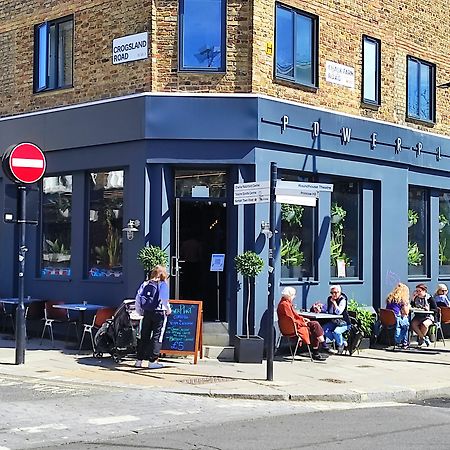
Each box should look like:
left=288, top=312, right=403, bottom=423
left=172, top=199, right=227, bottom=321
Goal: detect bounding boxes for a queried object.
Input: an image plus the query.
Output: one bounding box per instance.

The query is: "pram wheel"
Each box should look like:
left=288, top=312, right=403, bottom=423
left=112, top=353, right=121, bottom=363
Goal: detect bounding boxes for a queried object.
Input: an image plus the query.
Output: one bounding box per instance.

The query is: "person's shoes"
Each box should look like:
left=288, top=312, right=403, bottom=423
left=337, top=344, right=345, bottom=355
left=401, top=342, right=410, bottom=349
left=134, top=360, right=142, bottom=368
left=322, top=346, right=337, bottom=355
left=424, top=336, right=431, bottom=347
left=148, top=361, right=164, bottom=369
left=312, top=353, right=327, bottom=361
left=417, top=337, right=423, bottom=347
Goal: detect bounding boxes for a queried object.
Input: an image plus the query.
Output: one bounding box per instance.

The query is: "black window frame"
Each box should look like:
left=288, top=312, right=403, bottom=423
left=361, top=35, right=381, bottom=106
left=33, top=15, right=74, bottom=93
left=274, top=3, right=319, bottom=89
left=406, top=56, right=436, bottom=123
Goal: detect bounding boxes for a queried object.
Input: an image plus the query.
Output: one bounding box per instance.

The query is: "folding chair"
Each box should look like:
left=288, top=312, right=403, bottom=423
left=40, top=301, right=79, bottom=346
left=79, top=307, right=115, bottom=351
left=379, top=308, right=397, bottom=347
left=278, top=315, right=313, bottom=362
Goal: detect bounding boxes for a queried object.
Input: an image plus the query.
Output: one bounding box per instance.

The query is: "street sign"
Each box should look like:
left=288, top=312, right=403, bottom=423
left=2, top=143, right=46, bottom=184
left=276, top=180, right=334, bottom=192
left=234, top=181, right=270, bottom=205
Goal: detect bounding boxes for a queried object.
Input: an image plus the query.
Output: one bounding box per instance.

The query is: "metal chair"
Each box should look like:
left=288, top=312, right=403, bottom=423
left=434, top=306, right=450, bottom=347
left=0, top=302, right=15, bottom=333
left=278, top=315, right=313, bottom=362
left=40, top=301, right=79, bottom=346
left=79, top=307, right=115, bottom=351
left=378, top=308, right=397, bottom=347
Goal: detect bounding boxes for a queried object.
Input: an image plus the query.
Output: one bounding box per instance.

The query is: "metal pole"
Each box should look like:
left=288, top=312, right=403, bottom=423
left=216, top=271, right=220, bottom=322
left=15, top=185, right=27, bottom=365
left=266, top=162, right=277, bottom=381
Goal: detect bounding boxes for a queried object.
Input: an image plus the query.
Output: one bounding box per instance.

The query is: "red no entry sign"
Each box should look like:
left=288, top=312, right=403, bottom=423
left=2, top=143, right=46, bottom=184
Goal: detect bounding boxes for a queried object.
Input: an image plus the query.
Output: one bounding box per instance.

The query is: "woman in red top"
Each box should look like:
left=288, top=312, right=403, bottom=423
left=277, top=287, right=327, bottom=361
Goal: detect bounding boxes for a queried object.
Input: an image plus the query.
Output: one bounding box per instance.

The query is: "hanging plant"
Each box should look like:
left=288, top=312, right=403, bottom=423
left=137, top=245, right=168, bottom=272
left=408, top=209, right=419, bottom=227
left=281, top=203, right=304, bottom=227
left=407, top=241, right=423, bottom=266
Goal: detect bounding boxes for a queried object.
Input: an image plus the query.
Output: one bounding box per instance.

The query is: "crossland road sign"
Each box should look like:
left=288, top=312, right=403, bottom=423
left=234, top=181, right=270, bottom=205
left=3, top=143, right=46, bottom=184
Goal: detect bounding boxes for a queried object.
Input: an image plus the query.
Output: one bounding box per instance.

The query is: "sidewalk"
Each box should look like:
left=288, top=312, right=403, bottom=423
left=1, top=334, right=450, bottom=403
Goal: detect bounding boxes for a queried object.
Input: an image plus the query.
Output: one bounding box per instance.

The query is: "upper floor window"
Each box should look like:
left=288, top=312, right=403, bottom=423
left=362, top=35, right=381, bottom=105
left=179, top=0, right=226, bottom=71
left=34, top=16, right=73, bottom=92
left=275, top=4, right=318, bottom=87
left=407, top=56, right=435, bottom=122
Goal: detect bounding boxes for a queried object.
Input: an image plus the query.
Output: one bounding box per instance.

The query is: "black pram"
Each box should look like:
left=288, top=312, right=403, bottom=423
left=94, top=299, right=138, bottom=362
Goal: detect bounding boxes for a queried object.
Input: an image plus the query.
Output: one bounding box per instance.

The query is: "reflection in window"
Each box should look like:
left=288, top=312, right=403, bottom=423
left=175, top=170, right=226, bottom=198
left=88, top=171, right=124, bottom=278
left=408, top=187, right=427, bottom=276
left=41, top=175, right=72, bottom=277
left=330, top=181, right=359, bottom=278
left=407, top=56, right=435, bottom=122
left=439, top=193, right=450, bottom=274
left=362, top=36, right=381, bottom=105
left=179, top=0, right=225, bottom=71
left=279, top=172, right=314, bottom=279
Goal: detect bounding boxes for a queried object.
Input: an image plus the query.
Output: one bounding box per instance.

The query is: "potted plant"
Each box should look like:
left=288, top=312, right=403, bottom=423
left=43, top=238, right=71, bottom=263
left=330, top=202, right=350, bottom=275
left=439, top=214, right=450, bottom=272
left=347, top=299, right=376, bottom=349
left=137, top=245, right=169, bottom=272
left=280, top=236, right=305, bottom=278
left=408, top=241, right=424, bottom=274
left=234, top=250, right=264, bottom=363
left=408, top=208, right=419, bottom=228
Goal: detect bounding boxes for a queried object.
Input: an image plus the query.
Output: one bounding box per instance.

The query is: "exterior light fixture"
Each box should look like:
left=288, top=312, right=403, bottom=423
left=122, top=219, right=140, bottom=240
left=260, top=221, right=273, bottom=238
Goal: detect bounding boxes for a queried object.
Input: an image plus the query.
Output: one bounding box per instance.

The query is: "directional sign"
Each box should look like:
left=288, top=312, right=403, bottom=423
left=276, top=180, right=334, bottom=192
left=2, top=143, right=46, bottom=184
left=234, top=181, right=270, bottom=205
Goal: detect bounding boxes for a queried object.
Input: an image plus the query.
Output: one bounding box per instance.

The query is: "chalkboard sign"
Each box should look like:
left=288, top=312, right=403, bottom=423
left=161, top=300, right=203, bottom=364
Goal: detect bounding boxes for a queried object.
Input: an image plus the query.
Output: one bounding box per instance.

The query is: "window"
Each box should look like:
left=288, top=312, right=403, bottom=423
left=275, top=4, right=318, bottom=87
left=41, top=176, right=72, bottom=277
left=34, top=16, right=73, bottom=92
left=362, top=36, right=381, bottom=105
left=88, top=171, right=124, bottom=278
left=407, top=57, right=435, bottom=122
left=279, top=172, right=314, bottom=279
left=175, top=169, right=227, bottom=198
left=438, top=193, right=450, bottom=275
left=330, top=181, right=360, bottom=278
left=179, top=0, right=226, bottom=71
left=408, top=187, right=428, bottom=277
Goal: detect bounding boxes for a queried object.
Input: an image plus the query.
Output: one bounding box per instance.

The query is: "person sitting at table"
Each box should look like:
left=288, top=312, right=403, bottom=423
left=322, top=285, right=351, bottom=355
left=411, top=283, right=437, bottom=347
left=433, top=283, right=450, bottom=307
left=277, top=287, right=329, bottom=361
left=386, top=282, right=410, bottom=349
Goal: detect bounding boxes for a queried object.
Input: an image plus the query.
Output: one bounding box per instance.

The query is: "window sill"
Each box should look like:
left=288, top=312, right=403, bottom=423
left=280, top=278, right=318, bottom=285
left=405, top=116, right=435, bottom=128
left=83, top=277, right=124, bottom=284
left=34, top=86, right=74, bottom=96
left=177, top=68, right=226, bottom=75
left=361, top=101, right=380, bottom=111
left=35, top=277, right=72, bottom=282
left=274, top=77, right=318, bottom=93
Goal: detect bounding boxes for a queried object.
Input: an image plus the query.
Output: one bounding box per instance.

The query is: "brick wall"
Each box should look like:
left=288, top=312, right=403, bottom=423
left=0, top=0, right=449, bottom=136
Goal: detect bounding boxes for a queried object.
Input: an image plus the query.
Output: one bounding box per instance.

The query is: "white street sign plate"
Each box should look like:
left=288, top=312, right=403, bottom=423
left=276, top=180, right=334, bottom=192
left=234, top=181, right=270, bottom=205
left=276, top=194, right=317, bottom=206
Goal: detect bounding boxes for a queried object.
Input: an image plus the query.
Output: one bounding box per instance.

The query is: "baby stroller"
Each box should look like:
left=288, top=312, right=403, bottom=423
left=93, top=299, right=138, bottom=363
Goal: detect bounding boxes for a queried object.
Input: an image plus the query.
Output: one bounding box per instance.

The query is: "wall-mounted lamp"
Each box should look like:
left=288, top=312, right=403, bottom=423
left=122, top=219, right=140, bottom=240
left=260, top=220, right=273, bottom=238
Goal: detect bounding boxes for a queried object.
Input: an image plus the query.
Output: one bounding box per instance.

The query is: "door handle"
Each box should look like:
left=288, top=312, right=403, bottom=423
left=170, top=256, right=185, bottom=277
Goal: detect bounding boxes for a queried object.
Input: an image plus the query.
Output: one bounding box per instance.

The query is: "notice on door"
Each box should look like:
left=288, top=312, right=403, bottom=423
left=210, top=254, right=225, bottom=272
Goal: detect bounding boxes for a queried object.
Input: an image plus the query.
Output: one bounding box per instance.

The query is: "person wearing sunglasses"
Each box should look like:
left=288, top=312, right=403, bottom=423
left=434, top=283, right=450, bottom=307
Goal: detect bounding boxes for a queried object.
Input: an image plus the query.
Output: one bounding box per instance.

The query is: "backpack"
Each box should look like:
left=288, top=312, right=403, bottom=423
left=137, top=280, right=161, bottom=311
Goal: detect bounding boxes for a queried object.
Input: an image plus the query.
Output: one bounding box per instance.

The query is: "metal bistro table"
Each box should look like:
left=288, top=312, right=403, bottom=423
left=1, top=297, right=39, bottom=305
left=299, top=312, right=343, bottom=320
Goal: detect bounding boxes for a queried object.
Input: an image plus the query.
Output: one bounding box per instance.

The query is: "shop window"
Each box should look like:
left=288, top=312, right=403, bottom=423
left=279, top=172, right=314, bottom=279
left=41, top=175, right=72, bottom=277
left=175, top=169, right=226, bottom=198
left=438, top=193, right=450, bottom=275
left=88, top=171, right=124, bottom=278
left=362, top=36, right=381, bottom=105
left=34, top=16, right=73, bottom=92
left=407, top=56, right=435, bottom=122
left=330, top=181, right=360, bottom=278
left=275, top=4, right=318, bottom=87
left=408, top=187, right=428, bottom=277
left=179, top=0, right=226, bottom=71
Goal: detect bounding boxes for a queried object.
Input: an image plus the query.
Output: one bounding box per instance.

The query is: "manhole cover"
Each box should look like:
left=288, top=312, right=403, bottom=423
left=179, top=376, right=232, bottom=385
left=319, top=378, right=346, bottom=384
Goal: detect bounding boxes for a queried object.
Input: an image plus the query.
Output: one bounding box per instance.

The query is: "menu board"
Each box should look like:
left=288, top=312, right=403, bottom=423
left=161, top=300, right=203, bottom=363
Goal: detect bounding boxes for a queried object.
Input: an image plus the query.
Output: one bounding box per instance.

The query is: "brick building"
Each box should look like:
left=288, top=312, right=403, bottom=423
left=1, top=1, right=450, bottom=344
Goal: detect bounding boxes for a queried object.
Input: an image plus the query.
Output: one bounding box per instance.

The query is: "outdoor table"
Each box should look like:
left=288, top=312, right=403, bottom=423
left=299, top=312, right=343, bottom=320
left=0, top=297, right=40, bottom=305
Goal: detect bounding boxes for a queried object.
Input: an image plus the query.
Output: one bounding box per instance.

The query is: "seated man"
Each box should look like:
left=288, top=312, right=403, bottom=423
left=277, top=286, right=329, bottom=361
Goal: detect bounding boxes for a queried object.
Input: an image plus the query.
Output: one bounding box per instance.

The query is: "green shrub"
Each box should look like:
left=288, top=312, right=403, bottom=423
left=347, top=299, right=376, bottom=338
left=137, top=245, right=168, bottom=271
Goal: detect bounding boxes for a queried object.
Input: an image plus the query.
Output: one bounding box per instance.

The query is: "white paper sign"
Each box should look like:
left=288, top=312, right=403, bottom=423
left=337, top=259, right=346, bottom=278
left=325, top=61, right=355, bottom=88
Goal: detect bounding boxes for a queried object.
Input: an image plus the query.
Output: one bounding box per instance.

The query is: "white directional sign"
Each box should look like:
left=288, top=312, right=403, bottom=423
left=234, top=181, right=270, bottom=205
left=276, top=181, right=334, bottom=192
left=275, top=181, right=333, bottom=206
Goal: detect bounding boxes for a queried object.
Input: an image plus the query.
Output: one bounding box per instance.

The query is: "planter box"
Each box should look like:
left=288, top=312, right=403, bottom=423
left=439, top=265, right=450, bottom=275
left=408, top=265, right=424, bottom=276
left=234, top=335, right=264, bottom=363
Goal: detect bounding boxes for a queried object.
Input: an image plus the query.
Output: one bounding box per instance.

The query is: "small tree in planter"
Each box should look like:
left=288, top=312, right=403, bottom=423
left=234, top=251, right=264, bottom=363
left=137, top=245, right=168, bottom=273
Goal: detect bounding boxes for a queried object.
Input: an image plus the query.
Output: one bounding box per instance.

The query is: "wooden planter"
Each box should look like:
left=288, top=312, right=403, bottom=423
left=234, top=335, right=264, bottom=363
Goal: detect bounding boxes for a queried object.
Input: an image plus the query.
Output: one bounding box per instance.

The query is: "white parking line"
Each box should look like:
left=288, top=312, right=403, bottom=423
left=88, top=415, right=140, bottom=425
left=10, top=424, right=68, bottom=434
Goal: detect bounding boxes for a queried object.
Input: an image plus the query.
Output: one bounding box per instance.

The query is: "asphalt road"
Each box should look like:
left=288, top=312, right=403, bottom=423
left=1, top=373, right=450, bottom=449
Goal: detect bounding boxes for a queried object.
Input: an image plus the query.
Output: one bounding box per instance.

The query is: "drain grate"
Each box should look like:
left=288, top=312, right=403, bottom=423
left=179, top=376, right=233, bottom=385
left=319, top=378, right=347, bottom=384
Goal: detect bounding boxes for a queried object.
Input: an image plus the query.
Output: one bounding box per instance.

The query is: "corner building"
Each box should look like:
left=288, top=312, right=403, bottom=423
left=1, top=0, right=450, bottom=343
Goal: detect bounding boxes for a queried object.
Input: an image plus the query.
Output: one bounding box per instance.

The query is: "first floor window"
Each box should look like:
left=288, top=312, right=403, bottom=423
left=41, top=175, right=72, bottom=276
left=34, top=16, right=73, bottom=92
left=362, top=35, right=381, bottom=105
left=330, top=180, right=360, bottom=278
left=179, top=0, right=226, bottom=71
left=408, top=187, right=428, bottom=276
left=407, top=56, right=435, bottom=122
left=88, top=170, right=124, bottom=278
left=439, top=193, right=450, bottom=274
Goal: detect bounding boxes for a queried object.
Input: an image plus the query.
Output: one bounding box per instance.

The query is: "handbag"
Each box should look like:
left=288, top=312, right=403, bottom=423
left=331, top=318, right=347, bottom=326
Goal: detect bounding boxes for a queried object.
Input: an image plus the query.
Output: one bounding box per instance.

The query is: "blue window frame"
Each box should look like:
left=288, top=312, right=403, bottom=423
left=275, top=4, right=318, bottom=87
left=362, top=35, right=381, bottom=105
left=34, top=16, right=73, bottom=92
left=179, top=0, right=226, bottom=71
left=407, top=56, right=435, bottom=122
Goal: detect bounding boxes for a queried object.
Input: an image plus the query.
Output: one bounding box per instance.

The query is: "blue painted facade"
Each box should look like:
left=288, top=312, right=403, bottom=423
left=1, top=93, right=450, bottom=340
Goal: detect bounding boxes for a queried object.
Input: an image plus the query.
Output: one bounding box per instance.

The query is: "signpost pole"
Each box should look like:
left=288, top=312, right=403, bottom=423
left=15, top=185, right=27, bottom=365
left=266, top=162, right=277, bottom=381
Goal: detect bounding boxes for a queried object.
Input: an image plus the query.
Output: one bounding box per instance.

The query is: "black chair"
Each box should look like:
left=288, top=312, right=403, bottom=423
left=0, top=302, right=15, bottom=333
left=40, top=301, right=79, bottom=346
